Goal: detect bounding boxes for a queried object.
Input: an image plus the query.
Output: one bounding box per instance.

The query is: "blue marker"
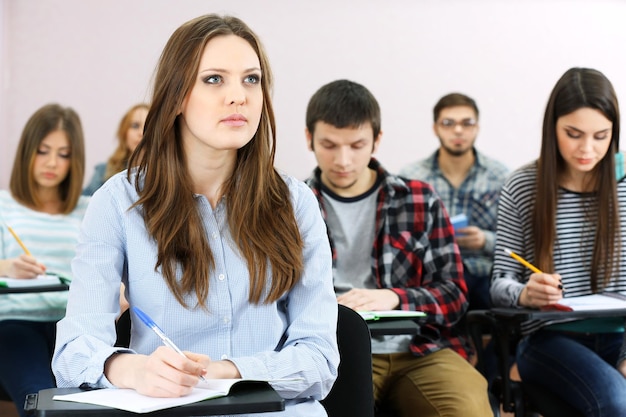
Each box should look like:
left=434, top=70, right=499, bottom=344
left=132, top=306, right=206, bottom=381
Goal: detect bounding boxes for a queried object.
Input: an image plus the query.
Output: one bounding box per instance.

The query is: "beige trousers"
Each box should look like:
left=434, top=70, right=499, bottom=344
left=372, top=349, right=493, bottom=417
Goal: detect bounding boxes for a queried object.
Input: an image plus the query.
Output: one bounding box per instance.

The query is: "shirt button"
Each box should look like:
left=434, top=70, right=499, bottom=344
left=218, top=274, right=225, bottom=281
left=221, top=354, right=228, bottom=360
left=223, top=316, right=230, bottom=324
left=212, top=233, right=218, bottom=239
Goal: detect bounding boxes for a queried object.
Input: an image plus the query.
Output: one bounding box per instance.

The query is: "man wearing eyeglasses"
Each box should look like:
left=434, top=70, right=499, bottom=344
left=399, top=93, right=508, bottom=311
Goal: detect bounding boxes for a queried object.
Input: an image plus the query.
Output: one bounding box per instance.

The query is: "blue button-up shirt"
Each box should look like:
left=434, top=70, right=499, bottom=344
left=52, top=170, right=339, bottom=416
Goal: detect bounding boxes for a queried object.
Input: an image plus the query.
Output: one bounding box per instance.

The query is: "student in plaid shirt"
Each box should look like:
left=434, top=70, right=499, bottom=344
left=304, top=80, right=492, bottom=417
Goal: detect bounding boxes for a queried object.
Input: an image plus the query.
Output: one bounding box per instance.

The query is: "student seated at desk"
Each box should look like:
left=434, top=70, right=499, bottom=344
left=491, top=67, right=626, bottom=416
left=0, top=103, right=89, bottom=417
left=52, top=14, right=339, bottom=417
left=304, top=79, right=492, bottom=417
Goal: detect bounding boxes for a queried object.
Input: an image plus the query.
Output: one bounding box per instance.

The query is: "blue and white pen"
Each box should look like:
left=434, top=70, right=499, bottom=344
left=132, top=306, right=206, bottom=381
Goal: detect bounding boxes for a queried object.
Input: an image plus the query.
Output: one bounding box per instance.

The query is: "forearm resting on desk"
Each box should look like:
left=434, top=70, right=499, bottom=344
left=336, top=288, right=400, bottom=311
left=104, top=347, right=239, bottom=397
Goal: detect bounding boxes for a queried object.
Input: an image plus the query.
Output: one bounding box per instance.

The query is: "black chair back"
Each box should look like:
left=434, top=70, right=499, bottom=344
left=321, top=305, right=375, bottom=417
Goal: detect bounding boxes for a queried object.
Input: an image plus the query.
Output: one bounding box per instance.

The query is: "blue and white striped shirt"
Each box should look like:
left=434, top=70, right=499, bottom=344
left=52, top=171, right=339, bottom=416
left=0, top=190, right=89, bottom=321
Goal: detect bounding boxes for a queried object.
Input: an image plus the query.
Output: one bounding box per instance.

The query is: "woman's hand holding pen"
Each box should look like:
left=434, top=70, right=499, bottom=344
left=518, top=272, right=564, bottom=308
left=104, top=347, right=241, bottom=397
left=0, top=255, right=46, bottom=278
left=105, top=347, right=209, bottom=397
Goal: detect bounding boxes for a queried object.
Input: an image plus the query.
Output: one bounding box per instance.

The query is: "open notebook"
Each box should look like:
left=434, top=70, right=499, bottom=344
left=0, top=274, right=65, bottom=288
left=53, top=378, right=296, bottom=414
left=358, top=310, right=426, bottom=321
left=541, top=293, right=626, bottom=312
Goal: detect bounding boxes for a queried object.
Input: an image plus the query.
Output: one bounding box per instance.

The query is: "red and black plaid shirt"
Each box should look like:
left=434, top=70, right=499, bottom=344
left=306, top=158, right=471, bottom=359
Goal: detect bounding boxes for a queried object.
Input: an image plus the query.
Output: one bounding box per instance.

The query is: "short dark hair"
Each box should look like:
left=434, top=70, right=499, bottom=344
left=306, top=79, right=381, bottom=139
left=433, top=93, right=479, bottom=122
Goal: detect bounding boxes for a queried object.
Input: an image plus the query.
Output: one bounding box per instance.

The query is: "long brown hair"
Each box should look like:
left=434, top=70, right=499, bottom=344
left=10, top=103, right=85, bottom=214
left=104, top=103, right=149, bottom=179
left=128, top=14, right=304, bottom=308
left=534, top=67, right=620, bottom=291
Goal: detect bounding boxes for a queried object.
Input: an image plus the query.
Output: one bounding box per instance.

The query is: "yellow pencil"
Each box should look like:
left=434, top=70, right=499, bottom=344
left=7, top=225, right=32, bottom=256
left=504, top=248, right=542, bottom=274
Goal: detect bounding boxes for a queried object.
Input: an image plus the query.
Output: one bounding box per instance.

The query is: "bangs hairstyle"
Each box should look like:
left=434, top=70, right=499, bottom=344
left=105, top=103, right=149, bottom=180
left=306, top=79, right=381, bottom=142
left=129, top=14, right=303, bottom=308
left=534, top=67, right=620, bottom=291
left=10, top=103, right=85, bottom=214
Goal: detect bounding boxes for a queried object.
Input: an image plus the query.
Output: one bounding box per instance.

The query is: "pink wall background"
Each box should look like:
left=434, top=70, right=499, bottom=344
left=2, top=0, right=626, bottom=188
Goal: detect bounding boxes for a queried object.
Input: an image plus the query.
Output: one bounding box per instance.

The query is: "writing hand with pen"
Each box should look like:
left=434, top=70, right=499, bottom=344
left=519, top=272, right=564, bottom=308
left=0, top=224, right=47, bottom=278
left=505, top=248, right=564, bottom=308
left=104, top=307, right=242, bottom=398
left=0, top=255, right=47, bottom=279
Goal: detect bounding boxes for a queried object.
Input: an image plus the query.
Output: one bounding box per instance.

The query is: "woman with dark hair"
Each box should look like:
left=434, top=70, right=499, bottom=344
left=82, top=103, right=149, bottom=196
left=53, top=14, right=338, bottom=415
left=0, top=103, right=89, bottom=417
left=491, top=67, right=626, bottom=416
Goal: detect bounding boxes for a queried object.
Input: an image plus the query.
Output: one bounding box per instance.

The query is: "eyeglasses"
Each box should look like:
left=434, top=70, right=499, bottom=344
left=438, top=118, right=477, bottom=130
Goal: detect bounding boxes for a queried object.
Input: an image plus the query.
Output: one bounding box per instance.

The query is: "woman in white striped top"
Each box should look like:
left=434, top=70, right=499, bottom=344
left=0, top=104, right=89, bottom=417
left=491, top=68, right=626, bottom=416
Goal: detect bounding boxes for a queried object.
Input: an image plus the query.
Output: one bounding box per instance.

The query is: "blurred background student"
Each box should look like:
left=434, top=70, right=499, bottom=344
left=0, top=103, right=89, bottom=417
left=82, top=103, right=149, bottom=196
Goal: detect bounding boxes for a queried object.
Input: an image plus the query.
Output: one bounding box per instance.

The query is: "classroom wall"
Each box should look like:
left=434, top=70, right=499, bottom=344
left=2, top=0, right=626, bottom=189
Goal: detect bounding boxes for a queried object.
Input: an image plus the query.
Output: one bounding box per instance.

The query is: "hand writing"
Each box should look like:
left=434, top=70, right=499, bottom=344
left=2, top=254, right=46, bottom=278
left=105, top=347, right=209, bottom=397
left=519, top=272, right=563, bottom=308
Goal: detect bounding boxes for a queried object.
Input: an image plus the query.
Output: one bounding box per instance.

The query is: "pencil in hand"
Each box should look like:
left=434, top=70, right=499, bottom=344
left=7, top=225, right=32, bottom=256
left=504, top=248, right=564, bottom=291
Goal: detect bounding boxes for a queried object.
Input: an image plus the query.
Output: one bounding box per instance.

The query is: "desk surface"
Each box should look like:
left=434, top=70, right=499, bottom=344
left=367, top=319, right=420, bottom=336
left=29, top=384, right=285, bottom=416
left=0, top=283, right=69, bottom=294
left=490, top=307, right=626, bottom=321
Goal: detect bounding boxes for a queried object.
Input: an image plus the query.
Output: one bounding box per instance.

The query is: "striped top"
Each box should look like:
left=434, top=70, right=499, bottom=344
left=491, top=163, right=626, bottom=333
left=0, top=190, right=90, bottom=321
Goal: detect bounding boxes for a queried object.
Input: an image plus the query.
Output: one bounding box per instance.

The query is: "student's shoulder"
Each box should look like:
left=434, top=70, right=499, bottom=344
left=90, top=170, right=138, bottom=204
left=398, top=156, right=434, bottom=179
left=502, top=162, right=537, bottom=194
left=391, top=174, right=439, bottom=200
left=0, top=190, right=21, bottom=208
left=476, top=151, right=510, bottom=177
left=280, top=172, right=318, bottom=203
left=0, top=189, right=11, bottom=202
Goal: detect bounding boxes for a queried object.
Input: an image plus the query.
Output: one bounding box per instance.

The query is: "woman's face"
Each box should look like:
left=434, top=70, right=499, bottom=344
left=179, top=34, right=263, bottom=156
left=32, top=130, right=71, bottom=190
left=556, top=107, right=613, bottom=178
left=125, top=107, right=148, bottom=152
